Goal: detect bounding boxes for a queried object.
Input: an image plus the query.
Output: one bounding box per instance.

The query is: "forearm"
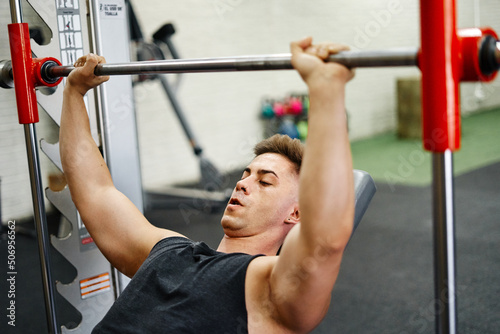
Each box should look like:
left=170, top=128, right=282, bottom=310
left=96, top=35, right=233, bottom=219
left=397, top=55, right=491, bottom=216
left=299, top=83, right=354, bottom=247
left=60, top=88, right=113, bottom=205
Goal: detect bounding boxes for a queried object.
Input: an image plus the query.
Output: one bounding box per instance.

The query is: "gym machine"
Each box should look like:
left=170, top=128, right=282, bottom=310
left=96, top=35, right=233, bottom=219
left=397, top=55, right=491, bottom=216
left=3, top=0, right=142, bottom=332
left=1, top=0, right=500, bottom=333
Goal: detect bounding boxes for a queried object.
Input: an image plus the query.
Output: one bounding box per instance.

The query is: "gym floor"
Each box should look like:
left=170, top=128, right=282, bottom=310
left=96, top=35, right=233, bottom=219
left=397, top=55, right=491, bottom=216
left=1, top=108, right=499, bottom=333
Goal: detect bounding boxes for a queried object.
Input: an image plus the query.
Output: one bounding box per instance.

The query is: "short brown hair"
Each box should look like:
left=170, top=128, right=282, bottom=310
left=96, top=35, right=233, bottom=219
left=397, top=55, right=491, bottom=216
left=253, top=134, right=304, bottom=174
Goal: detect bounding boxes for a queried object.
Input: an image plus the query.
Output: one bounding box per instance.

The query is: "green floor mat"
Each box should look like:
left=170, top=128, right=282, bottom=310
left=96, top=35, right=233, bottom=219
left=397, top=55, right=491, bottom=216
left=351, top=107, right=500, bottom=187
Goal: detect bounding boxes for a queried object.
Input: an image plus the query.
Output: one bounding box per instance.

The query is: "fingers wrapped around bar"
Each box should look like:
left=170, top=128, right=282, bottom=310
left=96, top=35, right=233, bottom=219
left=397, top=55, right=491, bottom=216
left=66, top=53, right=109, bottom=96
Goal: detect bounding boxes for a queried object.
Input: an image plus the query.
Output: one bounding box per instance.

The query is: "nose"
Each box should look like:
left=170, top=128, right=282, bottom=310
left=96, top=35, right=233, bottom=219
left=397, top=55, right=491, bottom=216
left=235, top=177, right=250, bottom=194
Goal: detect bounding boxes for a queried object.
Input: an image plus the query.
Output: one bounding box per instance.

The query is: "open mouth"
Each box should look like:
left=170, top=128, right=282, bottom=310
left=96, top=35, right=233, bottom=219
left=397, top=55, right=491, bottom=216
left=229, top=198, right=243, bottom=206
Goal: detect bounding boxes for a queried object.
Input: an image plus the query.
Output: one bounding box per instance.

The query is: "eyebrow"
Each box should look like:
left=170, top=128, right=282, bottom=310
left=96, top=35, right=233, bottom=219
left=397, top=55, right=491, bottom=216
left=244, top=167, right=279, bottom=179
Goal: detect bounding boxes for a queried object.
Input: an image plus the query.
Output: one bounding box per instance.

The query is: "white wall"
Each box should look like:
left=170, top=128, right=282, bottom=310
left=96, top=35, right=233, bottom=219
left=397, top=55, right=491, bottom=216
left=1, top=0, right=500, bottom=221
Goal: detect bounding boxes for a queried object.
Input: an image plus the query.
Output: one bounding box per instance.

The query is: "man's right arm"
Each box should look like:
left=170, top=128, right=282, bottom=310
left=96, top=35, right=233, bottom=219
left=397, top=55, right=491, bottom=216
left=259, top=39, right=355, bottom=332
left=60, top=54, right=183, bottom=277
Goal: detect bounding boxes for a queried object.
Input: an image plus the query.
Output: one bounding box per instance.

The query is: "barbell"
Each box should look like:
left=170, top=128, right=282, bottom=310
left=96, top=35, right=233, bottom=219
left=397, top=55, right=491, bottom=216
left=1, top=36, right=500, bottom=89
left=1, top=48, right=418, bottom=88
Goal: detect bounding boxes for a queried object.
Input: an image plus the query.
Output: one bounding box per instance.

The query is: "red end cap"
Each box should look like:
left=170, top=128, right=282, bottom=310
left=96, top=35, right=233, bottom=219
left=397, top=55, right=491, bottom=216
left=458, top=27, right=499, bottom=82
left=33, top=57, right=64, bottom=87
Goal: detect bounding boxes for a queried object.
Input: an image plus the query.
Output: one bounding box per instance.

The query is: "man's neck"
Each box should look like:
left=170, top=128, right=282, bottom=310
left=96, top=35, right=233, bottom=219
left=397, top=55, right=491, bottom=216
left=217, top=233, right=281, bottom=256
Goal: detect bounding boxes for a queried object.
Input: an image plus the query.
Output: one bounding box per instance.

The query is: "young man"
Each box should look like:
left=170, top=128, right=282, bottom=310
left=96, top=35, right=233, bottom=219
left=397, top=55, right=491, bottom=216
left=60, top=37, right=355, bottom=333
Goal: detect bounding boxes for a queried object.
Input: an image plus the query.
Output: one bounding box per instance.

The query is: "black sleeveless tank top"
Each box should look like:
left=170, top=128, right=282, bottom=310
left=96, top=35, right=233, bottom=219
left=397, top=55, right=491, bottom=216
left=92, top=237, right=262, bottom=333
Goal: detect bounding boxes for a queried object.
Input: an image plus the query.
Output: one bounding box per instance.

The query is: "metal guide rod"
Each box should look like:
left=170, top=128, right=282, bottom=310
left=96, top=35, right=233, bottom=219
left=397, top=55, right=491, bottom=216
left=9, top=0, right=22, bottom=23
left=9, top=0, right=60, bottom=333
left=46, top=48, right=419, bottom=78
left=419, top=0, right=459, bottom=332
left=432, top=151, right=457, bottom=334
left=24, top=124, right=60, bottom=334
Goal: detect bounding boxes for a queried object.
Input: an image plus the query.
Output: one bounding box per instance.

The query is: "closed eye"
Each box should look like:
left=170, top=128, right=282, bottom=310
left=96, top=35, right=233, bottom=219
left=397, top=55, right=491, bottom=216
left=260, top=181, right=272, bottom=186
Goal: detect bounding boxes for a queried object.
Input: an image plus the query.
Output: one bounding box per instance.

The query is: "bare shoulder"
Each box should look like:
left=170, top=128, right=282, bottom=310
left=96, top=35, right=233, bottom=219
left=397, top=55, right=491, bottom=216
left=245, top=256, right=296, bottom=334
left=244, top=222, right=344, bottom=333
left=245, top=255, right=276, bottom=306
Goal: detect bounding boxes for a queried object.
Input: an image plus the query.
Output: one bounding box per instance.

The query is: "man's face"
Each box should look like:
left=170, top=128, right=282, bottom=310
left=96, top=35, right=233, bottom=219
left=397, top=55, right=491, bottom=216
left=220, top=153, right=299, bottom=237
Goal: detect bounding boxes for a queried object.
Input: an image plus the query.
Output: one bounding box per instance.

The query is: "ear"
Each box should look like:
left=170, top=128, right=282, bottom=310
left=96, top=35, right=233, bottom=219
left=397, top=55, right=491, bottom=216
left=285, top=206, right=300, bottom=225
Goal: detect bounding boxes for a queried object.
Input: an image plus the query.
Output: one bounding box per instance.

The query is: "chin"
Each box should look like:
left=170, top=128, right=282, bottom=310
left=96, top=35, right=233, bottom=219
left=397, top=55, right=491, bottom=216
left=220, top=215, right=246, bottom=233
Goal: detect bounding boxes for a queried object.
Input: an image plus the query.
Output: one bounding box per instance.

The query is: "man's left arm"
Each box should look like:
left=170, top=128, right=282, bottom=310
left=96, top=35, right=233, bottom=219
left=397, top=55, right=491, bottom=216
left=269, top=38, right=355, bottom=332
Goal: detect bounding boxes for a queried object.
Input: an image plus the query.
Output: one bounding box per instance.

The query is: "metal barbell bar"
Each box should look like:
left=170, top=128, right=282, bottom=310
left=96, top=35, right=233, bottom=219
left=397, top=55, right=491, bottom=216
left=45, top=48, right=420, bottom=78
left=0, top=48, right=419, bottom=88
left=3, top=42, right=500, bottom=87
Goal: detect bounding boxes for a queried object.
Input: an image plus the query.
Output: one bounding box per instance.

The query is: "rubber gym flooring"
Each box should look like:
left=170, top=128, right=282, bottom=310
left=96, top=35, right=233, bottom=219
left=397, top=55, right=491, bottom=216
left=0, top=108, right=499, bottom=333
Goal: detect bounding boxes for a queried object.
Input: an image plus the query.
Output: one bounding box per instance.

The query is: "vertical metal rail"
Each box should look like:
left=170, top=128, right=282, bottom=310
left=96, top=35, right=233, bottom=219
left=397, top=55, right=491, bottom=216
left=8, top=0, right=60, bottom=333
left=23, top=124, right=59, bottom=334
left=419, top=0, right=459, bottom=333
left=9, top=0, right=22, bottom=23
left=432, top=151, right=457, bottom=334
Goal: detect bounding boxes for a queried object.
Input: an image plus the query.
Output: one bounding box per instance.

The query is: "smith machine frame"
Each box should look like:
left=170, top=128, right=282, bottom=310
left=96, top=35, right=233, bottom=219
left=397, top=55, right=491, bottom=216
left=1, top=0, right=500, bottom=333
